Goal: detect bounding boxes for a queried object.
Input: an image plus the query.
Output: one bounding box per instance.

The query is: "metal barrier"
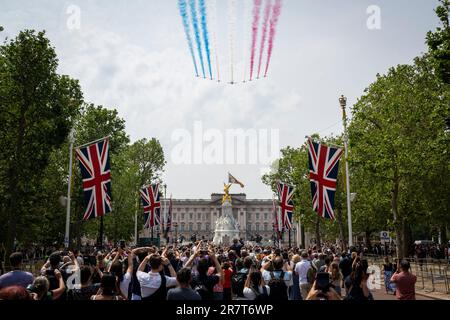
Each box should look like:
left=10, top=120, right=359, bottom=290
left=366, top=255, right=450, bottom=294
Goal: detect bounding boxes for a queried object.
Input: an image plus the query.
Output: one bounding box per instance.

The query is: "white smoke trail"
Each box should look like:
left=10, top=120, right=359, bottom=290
left=242, top=0, right=250, bottom=83
left=228, top=0, right=236, bottom=84
left=208, top=0, right=220, bottom=82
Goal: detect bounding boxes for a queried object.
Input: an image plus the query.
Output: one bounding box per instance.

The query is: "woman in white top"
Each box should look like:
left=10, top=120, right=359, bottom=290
left=108, top=248, right=133, bottom=299
left=243, top=270, right=270, bottom=300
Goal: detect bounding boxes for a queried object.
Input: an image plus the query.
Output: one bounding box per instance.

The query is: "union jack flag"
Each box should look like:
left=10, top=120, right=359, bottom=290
left=276, top=182, right=295, bottom=230
left=140, top=184, right=161, bottom=229
left=307, top=138, right=343, bottom=220
left=75, top=138, right=112, bottom=221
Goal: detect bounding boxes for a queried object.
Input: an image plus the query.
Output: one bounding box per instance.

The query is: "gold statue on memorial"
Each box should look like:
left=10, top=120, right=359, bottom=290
left=222, top=183, right=232, bottom=204
left=222, top=173, right=245, bottom=204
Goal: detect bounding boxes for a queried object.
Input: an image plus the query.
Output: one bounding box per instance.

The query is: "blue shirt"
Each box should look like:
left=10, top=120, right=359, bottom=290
left=0, top=270, right=34, bottom=289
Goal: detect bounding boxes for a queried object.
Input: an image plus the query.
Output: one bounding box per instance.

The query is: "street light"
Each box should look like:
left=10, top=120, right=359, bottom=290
left=339, top=95, right=353, bottom=248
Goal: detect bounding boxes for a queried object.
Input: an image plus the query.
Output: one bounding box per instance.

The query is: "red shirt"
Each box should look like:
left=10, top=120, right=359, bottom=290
left=223, top=269, right=233, bottom=289
left=391, top=271, right=417, bottom=300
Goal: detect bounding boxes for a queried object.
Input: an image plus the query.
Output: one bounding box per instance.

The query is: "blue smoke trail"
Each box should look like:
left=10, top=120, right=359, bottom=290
left=199, top=0, right=213, bottom=80
left=189, top=0, right=206, bottom=78
left=178, top=0, right=199, bottom=77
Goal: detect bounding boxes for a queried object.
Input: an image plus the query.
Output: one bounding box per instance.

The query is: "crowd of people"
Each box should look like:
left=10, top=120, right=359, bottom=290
left=0, top=239, right=419, bottom=301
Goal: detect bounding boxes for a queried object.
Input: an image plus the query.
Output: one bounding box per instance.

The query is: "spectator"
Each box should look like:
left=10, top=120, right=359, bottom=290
left=295, top=251, right=312, bottom=299
left=0, top=252, right=34, bottom=289
left=243, top=270, right=269, bottom=301
left=167, top=268, right=201, bottom=300
left=289, top=254, right=301, bottom=300
left=0, top=285, right=31, bottom=300
left=221, top=261, right=233, bottom=301
left=187, top=249, right=223, bottom=301
left=67, top=265, right=102, bottom=300
left=137, top=254, right=177, bottom=301
left=344, top=258, right=372, bottom=300
left=108, top=248, right=133, bottom=299
left=230, top=239, right=244, bottom=257
left=28, top=271, right=65, bottom=301
left=329, top=262, right=343, bottom=296
left=91, top=273, right=124, bottom=300
left=390, top=260, right=417, bottom=300
left=261, top=256, right=292, bottom=300
left=382, top=257, right=396, bottom=294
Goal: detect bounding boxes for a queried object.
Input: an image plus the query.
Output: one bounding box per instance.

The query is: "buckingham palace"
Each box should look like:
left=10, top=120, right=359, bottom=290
left=140, top=193, right=306, bottom=246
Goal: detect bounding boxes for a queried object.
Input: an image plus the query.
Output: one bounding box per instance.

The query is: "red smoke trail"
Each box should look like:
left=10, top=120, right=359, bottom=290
left=264, top=0, right=282, bottom=78
left=249, top=0, right=262, bottom=81
left=257, top=0, right=271, bottom=79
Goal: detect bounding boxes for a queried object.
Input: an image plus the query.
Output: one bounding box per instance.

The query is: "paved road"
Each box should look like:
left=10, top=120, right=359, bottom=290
left=370, top=289, right=434, bottom=300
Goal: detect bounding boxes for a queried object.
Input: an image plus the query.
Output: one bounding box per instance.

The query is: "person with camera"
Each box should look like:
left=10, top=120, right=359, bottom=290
left=40, top=251, right=67, bottom=301
left=28, top=270, right=65, bottom=301
left=137, top=253, right=177, bottom=301
left=108, top=247, right=133, bottom=299
left=343, top=258, right=372, bottom=300
left=260, top=255, right=293, bottom=301
left=186, top=247, right=223, bottom=300
left=390, top=260, right=417, bottom=300
left=305, top=273, right=342, bottom=301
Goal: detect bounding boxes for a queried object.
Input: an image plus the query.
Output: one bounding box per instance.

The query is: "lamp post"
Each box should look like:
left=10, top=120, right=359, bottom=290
left=340, top=95, right=353, bottom=248
left=64, top=129, right=75, bottom=248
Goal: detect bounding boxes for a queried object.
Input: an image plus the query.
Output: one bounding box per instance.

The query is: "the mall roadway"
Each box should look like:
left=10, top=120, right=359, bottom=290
left=370, top=289, right=435, bottom=300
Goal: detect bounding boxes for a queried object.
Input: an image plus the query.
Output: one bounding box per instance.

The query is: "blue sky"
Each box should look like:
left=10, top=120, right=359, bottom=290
left=0, top=0, right=441, bottom=199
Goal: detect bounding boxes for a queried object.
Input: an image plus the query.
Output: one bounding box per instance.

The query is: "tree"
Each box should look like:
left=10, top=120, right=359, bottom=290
left=348, top=56, right=449, bottom=258
left=426, top=0, right=450, bottom=84
left=0, top=30, right=83, bottom=253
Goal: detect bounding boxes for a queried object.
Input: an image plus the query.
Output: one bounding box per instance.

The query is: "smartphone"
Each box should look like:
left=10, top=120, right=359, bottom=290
left=315, top=272, right=330, bottom=292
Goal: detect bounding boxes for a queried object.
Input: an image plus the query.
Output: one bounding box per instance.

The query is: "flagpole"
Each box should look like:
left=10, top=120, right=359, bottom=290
left=134, top=198, right=138, bottom=246
left=340, top=95, right=353, bottom=248
left=163, top=184, right=167, bottom=244
left=64, top=129, right=75, bottom=248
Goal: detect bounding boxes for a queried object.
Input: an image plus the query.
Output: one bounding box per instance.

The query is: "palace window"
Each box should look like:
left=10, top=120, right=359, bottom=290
left=256, top=223, right=260, bottom=231
left=264, top=213, right=268, bottom=220
left=256, top=213, right=260, bottom=220
left=189, top=213, right=193, bottom=220
left=197, top=212, right=201, bottom=220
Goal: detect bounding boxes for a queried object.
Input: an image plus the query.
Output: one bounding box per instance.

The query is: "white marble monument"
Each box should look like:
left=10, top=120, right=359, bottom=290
left=213, top=199, right=240, bottom=245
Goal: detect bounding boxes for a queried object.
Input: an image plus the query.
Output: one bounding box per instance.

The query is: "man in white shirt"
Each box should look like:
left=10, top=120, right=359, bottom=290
left=260, top=256, right=293, bottom=300
left=295, top=251, right=312, bottom=299
left=137, top=254, right=177, bottom=301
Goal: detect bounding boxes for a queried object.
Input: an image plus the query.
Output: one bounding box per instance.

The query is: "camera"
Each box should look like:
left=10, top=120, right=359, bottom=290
left=119, top=240, right=126, bottom=249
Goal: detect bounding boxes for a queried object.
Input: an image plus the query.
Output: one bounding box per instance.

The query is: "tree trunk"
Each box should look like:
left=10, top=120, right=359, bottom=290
left=365, top=229, right=372, bottom=250
left=336, top=208, right=346, bottom=251
left=315, top=216, right=321, bottom=248
left=6, top=105, right=27, bottom=257
left=391, top=174, right=404, bottom=259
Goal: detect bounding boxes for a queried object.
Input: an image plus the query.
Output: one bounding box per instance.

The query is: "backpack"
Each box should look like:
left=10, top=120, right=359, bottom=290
left=251, top=286, right=269, bottom=302
left=307, top=262, right=317, bottom=284
left=267, top=271, right=288, bottom=301
left=231, top=271, right=247, bottom=298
